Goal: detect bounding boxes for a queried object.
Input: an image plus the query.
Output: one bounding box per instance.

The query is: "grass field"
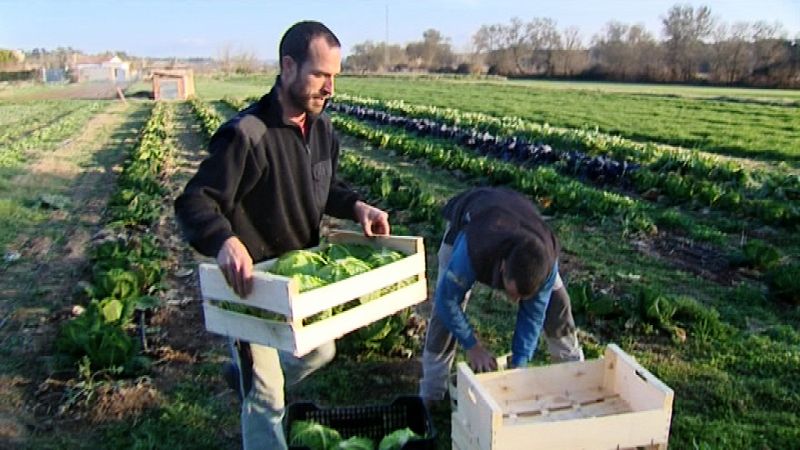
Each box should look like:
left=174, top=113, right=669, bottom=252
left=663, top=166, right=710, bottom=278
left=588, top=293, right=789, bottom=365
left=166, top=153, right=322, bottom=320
left=0, top=76, right=798, bottom=450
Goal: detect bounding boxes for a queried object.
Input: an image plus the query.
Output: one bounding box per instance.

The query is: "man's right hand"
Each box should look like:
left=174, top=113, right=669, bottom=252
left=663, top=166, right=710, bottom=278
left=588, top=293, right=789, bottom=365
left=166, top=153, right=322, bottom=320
left=217, top=237, right=253, bottom=298
left=466, top=341, right=498, bottom=373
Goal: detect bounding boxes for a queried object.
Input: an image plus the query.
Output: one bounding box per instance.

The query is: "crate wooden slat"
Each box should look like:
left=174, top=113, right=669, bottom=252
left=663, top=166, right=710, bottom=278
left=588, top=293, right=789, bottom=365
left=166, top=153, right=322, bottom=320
left=199, top=230, right=427, bottom=356
left=452, top=344, right=673, bottom=450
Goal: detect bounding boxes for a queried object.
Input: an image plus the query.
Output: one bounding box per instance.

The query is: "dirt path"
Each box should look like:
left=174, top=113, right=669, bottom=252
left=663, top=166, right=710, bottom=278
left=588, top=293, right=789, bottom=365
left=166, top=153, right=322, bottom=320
left=147, top=102, right=231, bottom=388
left=143, top=102, right=240, bottom=445
left=0, top=100, right=145, bottom=447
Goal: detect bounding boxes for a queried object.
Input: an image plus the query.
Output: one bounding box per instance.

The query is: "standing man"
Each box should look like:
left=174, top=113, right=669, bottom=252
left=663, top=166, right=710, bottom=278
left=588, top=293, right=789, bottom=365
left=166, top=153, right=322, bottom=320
left=419, top=187, right=583, bottom=407
left=175, top=21, right=389, bottom=449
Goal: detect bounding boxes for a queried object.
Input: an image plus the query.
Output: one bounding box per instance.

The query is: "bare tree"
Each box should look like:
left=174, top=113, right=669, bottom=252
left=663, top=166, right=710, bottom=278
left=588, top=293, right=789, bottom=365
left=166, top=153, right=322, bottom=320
left=710, top=22, right=752, bottom=83
left=592, top=21, right=632, bottom=79
left=553, top=26, right=587, bottom=76
left=345, top=41, right=405, bottom=72
left=473, top=24, right=504, bottom=54
left=751, top=20, right=789, bottom=79
left=526, top=18, right=561, bottom=75
left=504, top=17, right=531, bottom=74
left=661, top=4, right=715, bottom=81
left=405, top=29, right=454, bottom=71
left=627, top=24, right=661, bottom=81
left=472, top=23, right=516, bottom=74
left=592, top=21, right=660, bottom=81
left=217, top=43, right=234, bottom=74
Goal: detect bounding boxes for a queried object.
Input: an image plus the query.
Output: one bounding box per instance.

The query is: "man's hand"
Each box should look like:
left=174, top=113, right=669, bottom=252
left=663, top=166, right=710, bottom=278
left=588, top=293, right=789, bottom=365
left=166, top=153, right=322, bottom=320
left=217, top=236, right=253, bottom=298
left=353, top=200, right=390, bottom=237
left=466, top=341, right=498, bottom=373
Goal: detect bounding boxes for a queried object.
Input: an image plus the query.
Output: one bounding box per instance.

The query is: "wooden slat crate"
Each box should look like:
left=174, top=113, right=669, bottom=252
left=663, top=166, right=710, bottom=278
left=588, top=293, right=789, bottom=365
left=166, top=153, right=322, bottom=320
left=199, top=230, right=427, bottom=356
left=452, top=344, right=673, bottom=450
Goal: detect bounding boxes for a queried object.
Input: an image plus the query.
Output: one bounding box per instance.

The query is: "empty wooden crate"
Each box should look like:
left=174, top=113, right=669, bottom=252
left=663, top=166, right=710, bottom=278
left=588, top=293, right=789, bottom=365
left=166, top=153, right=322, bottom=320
left=199, top=231, right=427, bottom=356
left=452, top=344, right=673, bottom=450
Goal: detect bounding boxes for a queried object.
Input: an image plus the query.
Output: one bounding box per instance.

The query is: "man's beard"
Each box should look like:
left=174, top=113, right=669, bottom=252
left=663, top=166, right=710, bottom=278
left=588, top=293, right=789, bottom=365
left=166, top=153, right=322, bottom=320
left=287, top=79, right=325, bottom=115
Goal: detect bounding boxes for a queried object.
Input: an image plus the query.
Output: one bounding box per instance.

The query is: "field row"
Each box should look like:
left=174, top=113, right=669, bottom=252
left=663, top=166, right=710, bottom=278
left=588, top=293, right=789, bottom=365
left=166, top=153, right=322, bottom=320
left=335, top=77, right=800, bottom=164
left=329, top=96, right=799, bottom=228
left=0, top=100, right=108, bottom=169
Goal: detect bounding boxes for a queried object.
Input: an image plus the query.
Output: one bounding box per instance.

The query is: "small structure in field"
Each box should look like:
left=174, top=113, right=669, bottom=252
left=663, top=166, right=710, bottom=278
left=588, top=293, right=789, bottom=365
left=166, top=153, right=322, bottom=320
left=151, top=69, right=195, bottom=100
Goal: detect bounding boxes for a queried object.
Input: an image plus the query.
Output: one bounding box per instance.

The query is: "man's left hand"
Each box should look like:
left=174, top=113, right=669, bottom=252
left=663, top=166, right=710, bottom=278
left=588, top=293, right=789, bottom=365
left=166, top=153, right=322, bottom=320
left=353, top=200, right=390, bottom=236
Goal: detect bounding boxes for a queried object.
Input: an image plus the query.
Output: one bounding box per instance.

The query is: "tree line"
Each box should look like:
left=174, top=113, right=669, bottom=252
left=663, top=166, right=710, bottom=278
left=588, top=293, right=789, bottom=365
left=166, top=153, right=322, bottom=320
left=343, top=4, right=800, bottom=88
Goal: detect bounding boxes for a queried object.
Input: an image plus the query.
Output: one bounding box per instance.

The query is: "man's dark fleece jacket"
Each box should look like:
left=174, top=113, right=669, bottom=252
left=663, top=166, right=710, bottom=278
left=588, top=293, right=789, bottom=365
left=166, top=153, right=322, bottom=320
left=174, top=85, right=359, bottom=262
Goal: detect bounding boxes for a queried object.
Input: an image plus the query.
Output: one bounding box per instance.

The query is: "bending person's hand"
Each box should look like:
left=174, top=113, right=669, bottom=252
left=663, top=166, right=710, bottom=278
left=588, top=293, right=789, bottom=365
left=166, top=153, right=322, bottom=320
left=466, top=341, right=498, bottom=373
left=353, top=200, right=390, bottom=236
left=216, top=236, right=253, bottom=298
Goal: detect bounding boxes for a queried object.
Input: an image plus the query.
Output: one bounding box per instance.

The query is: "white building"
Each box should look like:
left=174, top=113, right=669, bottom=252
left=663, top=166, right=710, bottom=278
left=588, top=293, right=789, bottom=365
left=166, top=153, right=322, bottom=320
left=75, top=55, right=130, bottom=82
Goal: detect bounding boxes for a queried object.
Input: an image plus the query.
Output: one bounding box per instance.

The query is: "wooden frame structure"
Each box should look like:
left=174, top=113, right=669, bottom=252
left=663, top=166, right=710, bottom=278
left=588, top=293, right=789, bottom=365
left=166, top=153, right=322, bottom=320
left=199, top=230, right=427, bottom=356
left=151, top=69, right=195, bottom=100
left=452, top=344, right=674, bottom=450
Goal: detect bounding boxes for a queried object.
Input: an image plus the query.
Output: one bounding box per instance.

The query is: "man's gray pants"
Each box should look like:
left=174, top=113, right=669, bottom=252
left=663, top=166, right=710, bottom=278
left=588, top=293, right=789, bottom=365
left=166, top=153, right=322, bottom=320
left=229, top=339, right=335, bottom=450
left=419, top=232, right=584, bottom=402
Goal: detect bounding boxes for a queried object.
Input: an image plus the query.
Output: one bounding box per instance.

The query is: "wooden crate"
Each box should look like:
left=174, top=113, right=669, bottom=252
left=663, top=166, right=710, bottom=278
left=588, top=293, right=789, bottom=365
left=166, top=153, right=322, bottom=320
left=452, top=344, right=673, bottom=450
left=199, top=231, right=427, bottom=356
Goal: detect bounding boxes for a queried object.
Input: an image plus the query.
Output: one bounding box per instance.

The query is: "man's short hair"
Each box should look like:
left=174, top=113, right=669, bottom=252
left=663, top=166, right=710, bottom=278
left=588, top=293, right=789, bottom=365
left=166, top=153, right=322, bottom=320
left=505, top=238, right=551, bottom=299
left=279, top=21, right=341, bottom=69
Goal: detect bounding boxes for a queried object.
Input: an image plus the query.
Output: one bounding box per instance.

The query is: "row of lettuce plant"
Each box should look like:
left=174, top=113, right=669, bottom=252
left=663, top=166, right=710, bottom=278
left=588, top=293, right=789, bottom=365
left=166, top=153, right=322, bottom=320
left=0, top=100, right=91, bottom=147
left=330, top=96, right=798, bottom=228
left=329, top=112, right=730, bottom=244
left=332, top=93, right=799, bottom=191
left=55, top=102, right=173, bottom=375
left=0, top=101, right=108, bottom=169
left=189, top=97, right=224, bottom=137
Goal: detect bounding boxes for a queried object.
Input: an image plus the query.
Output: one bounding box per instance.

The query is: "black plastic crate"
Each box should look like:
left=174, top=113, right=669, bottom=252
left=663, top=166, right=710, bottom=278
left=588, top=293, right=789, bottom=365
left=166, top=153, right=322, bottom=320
left=286, top=395, right=435, bottom=449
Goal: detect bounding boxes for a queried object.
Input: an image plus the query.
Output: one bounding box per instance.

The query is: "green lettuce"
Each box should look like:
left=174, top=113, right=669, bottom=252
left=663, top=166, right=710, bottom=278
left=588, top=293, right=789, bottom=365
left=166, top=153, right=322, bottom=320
left=289, top=420, right=341, bottom=450
left=334, top=436, right=375, bottom=450
left=318, top=257, right=372, bottom=283
left=378, top=428, right=420, bottom=450
left=270, top=250, right=328, bottom=277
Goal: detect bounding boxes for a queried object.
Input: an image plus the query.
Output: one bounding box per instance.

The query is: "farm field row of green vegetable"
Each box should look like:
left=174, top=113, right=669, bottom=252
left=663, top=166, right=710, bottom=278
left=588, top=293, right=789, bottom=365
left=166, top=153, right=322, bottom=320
left=335, top=76, right=800, bottom=164
left=321, top=106, right=728, bottom=241
left=0, top=100, right=114, bottom=252
left=0, top=99, right=69, bottom=128
left=328, top=96, right=799, bottom=228
left=0, top=100, right=108, bottom=169
left=0, top=102, right=84, bottom=145
left=332, top=93, right=798, bottom=195
left=55, top=101, right=173, bottom=375
left=498, top=78, right=800, bottom=104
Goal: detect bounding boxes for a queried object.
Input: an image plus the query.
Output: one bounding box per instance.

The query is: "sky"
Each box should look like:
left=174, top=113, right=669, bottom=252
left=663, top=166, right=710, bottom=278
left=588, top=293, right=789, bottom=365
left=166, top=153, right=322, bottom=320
left=1, top=0, right=799, bottom=60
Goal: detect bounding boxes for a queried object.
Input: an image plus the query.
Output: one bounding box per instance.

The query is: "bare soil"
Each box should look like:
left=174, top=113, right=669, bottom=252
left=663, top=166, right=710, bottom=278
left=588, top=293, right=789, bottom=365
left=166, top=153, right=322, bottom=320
left=13, top=82, right=132, bottom=101
left=632, top=232, right=742, bottom=286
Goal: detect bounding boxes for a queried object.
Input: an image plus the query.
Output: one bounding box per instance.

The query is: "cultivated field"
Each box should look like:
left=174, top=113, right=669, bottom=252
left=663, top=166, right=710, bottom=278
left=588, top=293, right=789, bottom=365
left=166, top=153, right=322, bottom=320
left=1, top=75, right=798, bottom=449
